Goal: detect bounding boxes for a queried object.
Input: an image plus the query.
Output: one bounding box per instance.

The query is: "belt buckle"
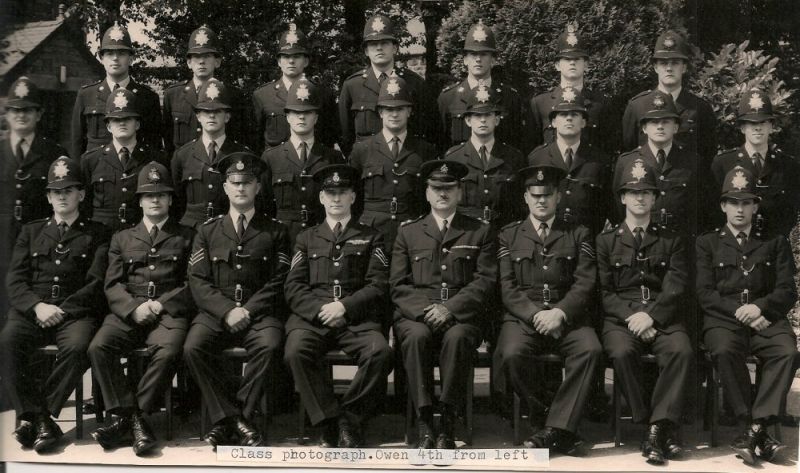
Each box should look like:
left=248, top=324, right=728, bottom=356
left=440, top=287, right=449, bottom=301
left=206, top=202, right=215, bottom=219
left=234, top=284, right=243, bottom=303
left=13, top=205, right=22, bottom=221
left=740, top=289, right=749, bottom=305
left=51, top=284, right=60, bottom=299
left=390, top=200, right=398, bottom=214
left=641, top=285, right=651, bottom=304
left=542, top=284, right=551, bottom=305
left=147, top=281, right=156, bottom=299
left=483, top=207, right=492, bottom=221
left=333, top=284, right=342, bottom=300
left=755, top=214, right=764, bottom=232
left=300, top=209, right=309, bottom=222
left=118, top=205, right=127, bottom=222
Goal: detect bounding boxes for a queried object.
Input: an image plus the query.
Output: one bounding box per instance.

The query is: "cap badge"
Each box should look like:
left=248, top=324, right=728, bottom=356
left=537, top=170, right=544, bottom=181
left=566, top=31, right=578, bottom=47
left=748, top=92, right=764, bottom=112
left=440, top=164, right=449, bottom=173
left=206, top=82, right=220, bottom=100
left=371, top=17, right=386, bottom=33
left=476, top=85, right=490, bottom=103
left=235, top=161, right=245, bottom=171
left=472, top=24, right=488, bottom=42
left=296, top=83, right=310, bottom=101
left=386, top=78, right=401, bottom=96
left=109, top=25, right=125, bottom=42
left=14, top=80, right=29, bottom=98
left=631, top=160, right=647, bottom=181
left=285, top=24, right=299, bottom=47
left=562, top=88, right=577, bottom=103
left=332, top=172, right=341, bottom=183
left=194, top=29, right=209, bottom=46
left=653, top=95, right=665, bottom=108
left=567, top=23, right=577, bottom=33
left=113, top=91, right=128, bottom=109
left=663, top=37, right=675, bottom=49
left=53, top=160, right=69, bottom=179
left=149, top=167, right=161, bottom=182
left=731, top=170, right=748, bottom=190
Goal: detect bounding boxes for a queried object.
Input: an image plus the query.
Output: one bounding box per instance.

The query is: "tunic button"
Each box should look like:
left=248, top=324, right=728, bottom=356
left=719, top=263, right=723, bottom=267
left=237, top=246, right=243, bottom=251
left=441, top=282, right=447, bottom=288
left=483, top=189, right=489, bottom=194
left=638, top=252, right=643, bottom=257
left=565, top=208, right=571, bottom=212
left=566, top=190, right=571, bottom=195
left=742, top=255, right=747, bottom=260
left=53, top=277, right=59, bottom=282
left=334, top=262, right=340, bottom=267
left=301, top=204, right=306, bottom=209
left=236, top=302, right=242, bottom=307
left=483, top=174, right=488, bottom=178
left=236, top=264, right=242, bottom=269
left=394, top=163, right=399, bottom=168
left=148, top=265, right=155, bottom=270
left=660, top=191, right=666, bottom=195
left=334, top=280, right=340, bottom=284
left=208, top=184, right=213, bottom=189
left=301, top=187, right=306, bottom=191
left=543, top=265, right=549, bottom=270
left=441, top=265, right=447, bottom=270
left=55, top=260, right=61, bottom=265
left=122, top=174, right=127, bottom=179
left=208, top=167, right=214, bottom=171
left=392, top=180, right=398, bottom=184
left=57, top=244, right=63, bottom=249
left=122, top=187, right=127, bottom=192
left=660, top=175, right=665, bottom=181
left=391, top=215, right=396, bottom=220
left=15, top=200, right=21, bottom=205
left=15, top=184, right=21, bottom=189
left=336, top=245, right=341, bottom=250
left=150, top=248, right=156, bottom=253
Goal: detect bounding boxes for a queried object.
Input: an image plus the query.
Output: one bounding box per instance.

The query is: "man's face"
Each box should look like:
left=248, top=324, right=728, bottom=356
left=463, top=51, right=495, bottom=79
left=426, top=183, right=461, bottom=213
left=47, top=186, right=84, bottom=216
left=139, top=192, right=172, bottom=219
left=277, top=53, right=309, bottom=79
left=5, top=107, right=42, bottom=135
left=364, top=40, right=396, bottom=67
left=223, top=174, right=260, bottom=209
left=642, top=118, right=679, bottom=145
left=319, top=188, right=355, bottom=218
left=653, top=59, right=687, bottom=88
left=555, top=57, right=587, bottom=81
left=100, top=50, right=132, bottom=77
left=196, top=109, right=230, bottom=134
left=721, top=198, right=758, bottom=229
left=187, top=53, right=221, bottom=80
left=524, top=188, right=560, bottom=221
left=465, top=112, right=499, bottom=137
left=551, top=111, right=586, bottom=139
left=740, top=121, right=773, bottom=147
left=286, top=110, right=318, bottom=136
left=620, top=189, right=656, bottom=216
left=379, top=105, right=411, bottom=133
left=106, top=117, right=140, bottom=140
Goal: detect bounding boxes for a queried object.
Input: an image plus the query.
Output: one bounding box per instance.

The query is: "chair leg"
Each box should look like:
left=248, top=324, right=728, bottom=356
left=710, top=364, right=719, bottom=448
left=75, top=378, right=84, bottom=440
left=613, top=369, right=621, bottom=447
left=405, top=389, right=414, bottom=446
left=465, top=366, right=474, bottom=446
left=92, top=371, right=104, bottom=423
left=297, top=398, right=306, bottom=445
left=513, top=392, right=521, bottom=446
left=165, top=378, right=173, bottom=441
left=260, top=393, right=268, bottom=439
left=200, top=404, right=208, bottom=437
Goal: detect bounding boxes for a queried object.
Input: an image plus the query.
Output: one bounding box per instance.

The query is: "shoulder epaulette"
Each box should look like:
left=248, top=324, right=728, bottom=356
left=254, top=80, right=278, bottom=92
left=630, top=89, right=652, bottom=101
left=716, top=147, right=737, bottom=156
left=347, top=69, right=367, bottom=80
left=400, top=214, right=425, bottom=227
left=203, top=214, right=224, bottom=225
left=165, top=81, right=188, bottom=90
left=501, top=220, right=523, bottom=230
left=601, top=224, right=620, bottom=235
left=81, top=79, right=102, bottom=89
left=441, top=81, right=460, bottom=93
left=27, top=217, right=50, bottom=226
left=445, top=143, right=465, bottom=156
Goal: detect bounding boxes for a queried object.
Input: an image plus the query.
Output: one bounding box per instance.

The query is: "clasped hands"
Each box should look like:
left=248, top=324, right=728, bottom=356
left=423, top=303, right=455, bottom=333
left=735, top=304, right=770, bottom=331
left=530, top=308, right=566, bottom=339
left=132, top=300, right=164, bottom=325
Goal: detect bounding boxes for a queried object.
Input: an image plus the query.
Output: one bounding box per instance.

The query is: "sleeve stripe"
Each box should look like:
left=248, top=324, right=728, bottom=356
left=373, top=247, right=389, bottom=267
left=290, top=251, right=304, bottom=270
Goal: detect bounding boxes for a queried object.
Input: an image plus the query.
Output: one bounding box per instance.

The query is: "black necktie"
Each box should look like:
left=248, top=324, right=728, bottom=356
left=391, top=137, right=399, bottom=160
left=441, top=219, right=449, bottom=239
left=58, top=221, right=68, bottom=240
left=15, top=138, right=25, bottom=164
left=149, top=225, right=159, bottom=243
left=208, top=141, right=217, bottom=163
left=565, top=147, right=574, bottom=170
left=113, top=83, right=120, bottom=90
left=539, top=222, right=549, bottom=241
left=737, top=231, right=748, bottom=247
left=752, top=153, right=763, bottom=176
left=479, top=145, right=488, bottom=168
left=379, top=72, right=387, bottom=84
left=656, top=149, right=666, bottom=169
left=333, top=221, right=342, bottom=239
left=633, top=226, right=644, bottom=248
left=299, top=142, right=307, bottom=164
left=119, top=146, right=130, bottom=168
left=236, top=214, right=246, bottom=240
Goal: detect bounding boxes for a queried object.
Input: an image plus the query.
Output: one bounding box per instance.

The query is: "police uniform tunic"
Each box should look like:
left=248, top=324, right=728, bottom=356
left=445, top=140, right=525, bottom=227
left=390, top=213, right=496, bottom=412
left=596, top=223, right=693, bottom=425
left=0, top=215, right=110, bottom=419
left=184, top=212, right=291, bottom=424
left=88, top=219, right=195, bottom=414
left=80, top=143, right=167, bottom=231
left=283, top=221, right=392, bottom=425
left=349, top=133, right=437, bottom=252
left=697, top=228, right=798, bottom=420
left=437, top=78, right=522, bottom=151
left=70, top=80, right=162, bottom=159
left=162, top=80, right=202, bottom=155
left=260, top=141, right=344, bottom=243
left=527, top=141, right=612, bottom=235
left=711, top=145, right=800, bottom=238
left=170, top=138, right=251, bottom=227
left=493, top=218, right=602, bottom=432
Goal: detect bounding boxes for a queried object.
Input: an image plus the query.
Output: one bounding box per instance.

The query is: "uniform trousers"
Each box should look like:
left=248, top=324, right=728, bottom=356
left=0, top=313, right=96, bottom=419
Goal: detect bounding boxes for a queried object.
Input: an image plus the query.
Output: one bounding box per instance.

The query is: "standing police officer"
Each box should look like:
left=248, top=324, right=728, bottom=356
left=284, top=164, right=393, bottom=448
left=260, top=76, right=344, bottom=243
left=527, top=23, right=616, bottom=155
left=391, top=160, right=497, bottom=449
left=253, top=24, right=338, bottom=151
left=80, top=88, right=167, bottom=232
left=493, top=164, right=601, bottom=456
left=437, top=20, right=522, bottom=151
left=349, top=75, right=437, bottom=253
left=0, top=157, right=110, bottom=453
left=184, top=152, right=291, bottom=449
left=71, top=23, right=161, bottom=159
left=88, top=162, right=195, bottom=456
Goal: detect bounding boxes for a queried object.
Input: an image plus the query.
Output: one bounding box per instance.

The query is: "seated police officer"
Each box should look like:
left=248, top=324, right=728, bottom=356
left=0, top=157, right=110, bottom=453
left=391, top=160, right=497, bottom=449
left=284, top=164, right=393, bottom=448
left=597, top=158, right=694, bottom=465
left=88, top=162, right=195, bottom=456
left=697, top=166, right=798, bottom=466
left=184, top=152, right=291, bottom=449
left=494, top=164, right=601, bottom=455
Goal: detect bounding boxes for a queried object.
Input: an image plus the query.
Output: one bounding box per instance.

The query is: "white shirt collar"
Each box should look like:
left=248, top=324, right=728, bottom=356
left=467, top=75, right=491, bottom=89
left=648, top=142, right=672, bottom=159
left=289, top=134, right=314, bottom=153
left=106, top=76, right=131, bottom=91
left=727, top=223, right=752, bottom=238
left=560, top=81, right=584, bottom=92
left=657, top=85, right=681, bottom=102
left=371, top=65, right=394, bottom=80
left=382, top=129, right=408, bottom=149
left=432, top=211, right=456, bottom=232
left=229, top=208, right=256, bottom=230
left=202, top=133, right=226, bottom=152
left=143, top=216, right=168, bottom=233
left=112, top=139, right=137, bottom=155
left=192, top=77, right=209, bottom=90
left=556, top=138, right=580, bottom=162
left=744, top=142, right=768, bottom=160
left=530, top=215, right=556, bottom=233
left=9, top=131, right=35, bottom=152
left=326, top=215, right=351, bottom=233
left=53, top=214, right=78, bottom=227
left=281, top=75, right=294, bottom=91
left=471, top=137, right=495, bottom=156
left=625, top=220, right=651, bottom=234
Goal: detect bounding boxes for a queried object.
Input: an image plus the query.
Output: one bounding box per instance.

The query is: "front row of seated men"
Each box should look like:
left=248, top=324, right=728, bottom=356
left=0, top=151, right=796, bottom=467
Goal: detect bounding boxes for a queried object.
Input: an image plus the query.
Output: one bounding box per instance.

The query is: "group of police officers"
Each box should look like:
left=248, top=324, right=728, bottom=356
left=0, top=12, right=798, bottom=468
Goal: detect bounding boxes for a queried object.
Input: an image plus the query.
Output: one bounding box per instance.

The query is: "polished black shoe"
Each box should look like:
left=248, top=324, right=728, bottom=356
left=319, top=420, right=338, bottom=448
left=233, top=416, right=264, bottom=447
left=435, top=432, right=456, bottom=449
left=202, top=421, right=234, bottom=451
left=553, top=429, right=588, bottom=457
left=338, top=416, right=361, bottom=448
left=13, top=420, right=36, bottom=449
left=731, top=424, right=760, bottom=466
left=641, top=423, right=665, bottom=465
left=659, top=420, right=682, bottom=458
left=756, top=429, right=786, bottom=463
left=32, top=414, right=63, bottom=453
left=92, top=416, right=133, bottom=450
left=524, top=426, right=558, bottom=449
left=416, top=421, right=436, bottom=449
left=131, top=412, right=157, bottom=456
